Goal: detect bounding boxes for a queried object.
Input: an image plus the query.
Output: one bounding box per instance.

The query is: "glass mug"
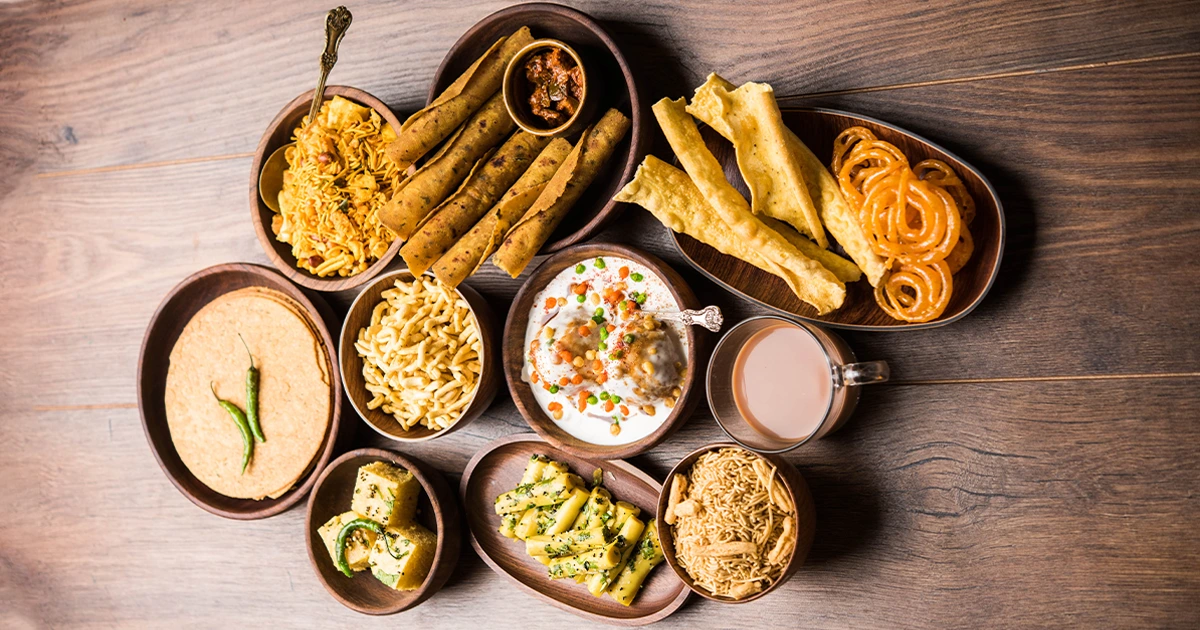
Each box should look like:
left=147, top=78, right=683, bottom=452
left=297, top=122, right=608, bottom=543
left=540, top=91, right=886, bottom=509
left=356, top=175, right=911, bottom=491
left=706, top=315, right=889, bottom=453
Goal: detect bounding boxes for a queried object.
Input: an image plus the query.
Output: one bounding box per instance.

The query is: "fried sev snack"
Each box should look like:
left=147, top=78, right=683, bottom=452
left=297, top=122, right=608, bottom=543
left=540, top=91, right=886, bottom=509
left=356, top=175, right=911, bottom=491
left=433, top=138, right=573, bottom=288
left=686, top=77, right=826, bottom=247
left=689, top=74, right=888, bottom=287
left=354, top=276, right=482, bottom=432
left=493, top=108, right=631, bottom=278
left=651, top=97, right=844, bottom=314
left=386, top=27, right=534, bottom=169
left=614, top=156, right=860, bottom=284
left=400, top=131, right=551, bottom=276
left=274, top=96, right=403, bottom=278
left=381, top=92, right=516, bottom=240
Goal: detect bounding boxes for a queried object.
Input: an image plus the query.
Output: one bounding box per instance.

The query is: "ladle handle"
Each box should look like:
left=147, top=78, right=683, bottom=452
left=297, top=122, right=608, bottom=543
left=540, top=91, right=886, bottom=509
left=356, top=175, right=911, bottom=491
left=307, top=6, right=353, bottom=125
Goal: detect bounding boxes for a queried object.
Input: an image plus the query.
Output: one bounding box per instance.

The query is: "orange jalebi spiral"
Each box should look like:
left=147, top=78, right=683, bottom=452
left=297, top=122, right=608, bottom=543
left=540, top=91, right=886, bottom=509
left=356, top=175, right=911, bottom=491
left=833, top=127, right=974, bottom=323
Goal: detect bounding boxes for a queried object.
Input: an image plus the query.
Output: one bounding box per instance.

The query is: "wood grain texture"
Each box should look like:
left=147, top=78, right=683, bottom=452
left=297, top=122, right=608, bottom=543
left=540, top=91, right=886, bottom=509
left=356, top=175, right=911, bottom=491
left=459, top=434, right=690, bottom=625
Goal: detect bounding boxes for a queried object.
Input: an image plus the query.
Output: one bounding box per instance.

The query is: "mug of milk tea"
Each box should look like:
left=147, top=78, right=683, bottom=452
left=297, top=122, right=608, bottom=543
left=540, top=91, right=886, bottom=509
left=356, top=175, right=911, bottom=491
left=706, top=315, right=889, bottom=453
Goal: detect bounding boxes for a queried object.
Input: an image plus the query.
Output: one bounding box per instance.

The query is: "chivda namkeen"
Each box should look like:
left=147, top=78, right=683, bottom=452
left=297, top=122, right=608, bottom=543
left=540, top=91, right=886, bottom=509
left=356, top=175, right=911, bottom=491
left=493, top=455, right=664, bottom=606
left=355, top=275, right=483, bottom=433
left=318, top=461, right=437, bottom=589
left=616, top=73, right=974, bottom=323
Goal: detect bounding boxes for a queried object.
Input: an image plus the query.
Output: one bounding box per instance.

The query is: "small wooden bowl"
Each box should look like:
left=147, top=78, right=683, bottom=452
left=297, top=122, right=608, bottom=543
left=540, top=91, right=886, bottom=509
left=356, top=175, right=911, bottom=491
left=429, top=3, right=647, bottom=253
left=249, top=86, right=405, bottom=293
left=502, top=38, right=595, bottom=138
left=502, top=243, right=704, bottom=460
left=656, top=443, right=816, bottom=604
left=673, top=107, right=1005, bottom=331
left=305, top=447, right=461, bottom=615
left=137, top=263, right=344, bottom=520
left=339, top=269, right=500, bottom=442
left=460, top=434, right=690, bottom=625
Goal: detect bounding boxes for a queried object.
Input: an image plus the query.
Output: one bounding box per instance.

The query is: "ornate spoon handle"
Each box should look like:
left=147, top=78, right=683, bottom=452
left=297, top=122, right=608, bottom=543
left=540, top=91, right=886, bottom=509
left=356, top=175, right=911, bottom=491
left=307, top=6, right=353, bottom=125
left=651, top=306, right=724, bottom=332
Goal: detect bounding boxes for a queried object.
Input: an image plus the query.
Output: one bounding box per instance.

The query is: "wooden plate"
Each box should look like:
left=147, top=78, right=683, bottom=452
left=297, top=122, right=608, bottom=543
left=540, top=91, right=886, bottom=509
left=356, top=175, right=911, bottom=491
left=429, top=2, right=647, bottom=253
left=460, top=434, right=690, bottom=625
left=502, top=243, right=705, bottom=460
left=656, top=443, right=816, bottom=604
left=672, top=107, right=1006, bottom=331
left=136, top=263, right=345, bottom=520
left=249, top=86, right=405, bottom=293
left=338, top=269, right=500, bottom=442
left=305, top=447, right=461, bottom=615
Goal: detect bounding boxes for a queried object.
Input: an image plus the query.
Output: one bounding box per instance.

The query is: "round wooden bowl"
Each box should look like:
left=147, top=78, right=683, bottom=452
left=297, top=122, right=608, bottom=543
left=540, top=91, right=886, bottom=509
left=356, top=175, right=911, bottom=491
left=339, top=269, right=500, bottom=442
left=305, top=447, right=461, bottom=615
left=428, top=2, right=647, bottom=253
left=249, top=86, right=405, bottom=293
left=502, top=243, right=705, bottom=460
left=136, top=263, right=344, bottom=520
left=656, top=443, right=816, bottom=604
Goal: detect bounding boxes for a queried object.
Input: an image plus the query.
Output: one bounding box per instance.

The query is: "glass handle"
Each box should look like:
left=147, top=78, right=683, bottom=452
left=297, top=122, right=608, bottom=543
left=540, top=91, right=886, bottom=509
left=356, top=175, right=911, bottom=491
left=834, top=360, right=889, bottom=387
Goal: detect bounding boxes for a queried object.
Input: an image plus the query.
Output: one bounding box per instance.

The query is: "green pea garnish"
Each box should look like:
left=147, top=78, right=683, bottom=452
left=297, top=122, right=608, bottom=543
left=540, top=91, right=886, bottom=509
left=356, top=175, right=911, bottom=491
left=576, top=294, right=586, bottom=303
left=549, top=384, right=560, bottom=394
left=623, top=334, right=635, bottom=344
left=587, top=395, right=598, bottom=405
left=594, top=257, right=606, bottom=269
left=630, top=272, right=644, bottom=282
left=599, top=328, right=609, bottom=341
left=575, top=263, right=586, bottom=274
left=599, top=392, right=610, bottom=401
left=598, top=341, right=608, bottom=351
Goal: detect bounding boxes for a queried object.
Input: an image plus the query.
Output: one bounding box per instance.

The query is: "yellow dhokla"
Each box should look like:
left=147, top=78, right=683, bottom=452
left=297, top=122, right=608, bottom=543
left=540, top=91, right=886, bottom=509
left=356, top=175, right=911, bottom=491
left=350, top=462, right=421, bottom=527
left=318, top=511, right=377, bottom=572
left=368, top=522, right=438, bottom=591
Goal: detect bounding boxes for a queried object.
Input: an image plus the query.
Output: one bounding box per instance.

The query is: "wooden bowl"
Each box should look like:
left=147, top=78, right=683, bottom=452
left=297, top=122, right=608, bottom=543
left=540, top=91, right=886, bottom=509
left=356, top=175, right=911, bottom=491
left=656, top=443, right=816, bottom=604
left=673, top=107, right=1006, bottom=331
left=249, top=86, right=405, bottom=293
left=339, top=269, right=500, bottom=442
left=502, top=243, right=704, bottom=460
left=137, top=263, right=344, bottom=520
left=305, top=447, right=461, bottom=615
left=429, top=2, right=647, bottom=253
left=460, top=433, right=690, bottom=625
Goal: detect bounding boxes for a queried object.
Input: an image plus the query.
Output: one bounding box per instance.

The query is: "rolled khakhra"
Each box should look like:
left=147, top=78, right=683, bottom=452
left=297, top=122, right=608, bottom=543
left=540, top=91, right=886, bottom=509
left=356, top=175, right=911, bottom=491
left=493, top=108, right=631, bottom=278
left=386, top=27, right=535, bottom=169
left=399, top=131, right=552, bottom=275
left=380, top=92, right=516, bottom=240
left=433, top=138, right=573, bottom=288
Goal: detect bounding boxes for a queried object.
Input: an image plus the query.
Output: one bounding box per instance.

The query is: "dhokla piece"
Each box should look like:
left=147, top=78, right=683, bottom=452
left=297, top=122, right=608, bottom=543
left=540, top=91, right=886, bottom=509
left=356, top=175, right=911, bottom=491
left=318, top=511, right=377, bottom=572
left=351, top=462, right=421, bottom=527
left=369, top=522, right=439, bottom=591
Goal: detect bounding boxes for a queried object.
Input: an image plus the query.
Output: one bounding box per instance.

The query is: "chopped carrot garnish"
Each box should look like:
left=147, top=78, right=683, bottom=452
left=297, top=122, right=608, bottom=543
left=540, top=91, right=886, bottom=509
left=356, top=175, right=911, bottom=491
left=606, top=324, right=616, bottom=333
left=548, top=402, right=563, bottom=412
left=619, top=405, right=629, bottom=415
left=559, top=377, right=569, bottom=386
left=592, top=359, right=603, bottom=372
left=577, top=325, right=590, bottom=337
left=619, top=266, right=629, bottom=279
left=542, top=382, right=552, bottom=391
left=544, top=297, right=556, bottom=309
left=571, top=374, right=583, bottom=385
left=604, top=400, right=615, bottom=412
left=531, top=371, right=540, bottom=384
left=572, top=282, right=589, bottom=295
left=558, top=350, right=573, bottom=363
left=595, top=373, right=608, bottom=385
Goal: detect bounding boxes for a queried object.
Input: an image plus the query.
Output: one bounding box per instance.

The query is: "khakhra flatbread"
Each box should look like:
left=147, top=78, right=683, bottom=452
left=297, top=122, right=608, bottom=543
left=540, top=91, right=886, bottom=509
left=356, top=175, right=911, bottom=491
left=164, top=287, right=331, bottom=500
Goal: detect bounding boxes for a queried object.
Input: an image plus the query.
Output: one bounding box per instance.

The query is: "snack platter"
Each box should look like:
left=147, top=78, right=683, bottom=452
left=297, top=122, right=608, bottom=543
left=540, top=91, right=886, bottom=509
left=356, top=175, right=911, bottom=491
left=136, top=2, right=1005, bottom=623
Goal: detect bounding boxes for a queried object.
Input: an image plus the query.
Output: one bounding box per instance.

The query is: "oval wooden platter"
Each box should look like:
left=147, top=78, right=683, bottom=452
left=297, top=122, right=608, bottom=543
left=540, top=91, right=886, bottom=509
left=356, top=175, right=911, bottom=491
left=672, top=107, right=1006, bottom=331
left=249, top=85, right=405, bottom=293
left=429, top=2, right=647, bottom=253
left=305, top=447, right=461, bottom=615
left=502, top=243, right=706, bottom=460
left=460, top=433, right=690, bottom=625
left=136, top=262, right=346, bottom=520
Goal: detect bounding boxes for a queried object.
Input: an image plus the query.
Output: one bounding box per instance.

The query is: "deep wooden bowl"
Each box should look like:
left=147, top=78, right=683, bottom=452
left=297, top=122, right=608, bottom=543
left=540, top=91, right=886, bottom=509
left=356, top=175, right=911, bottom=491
left=137, top=263, right=345, bottom=520
left=305, top=447, right=461, bottom=615
left=460, top=433, right=690, bottom=625
left=429, top=2, right=647, bottom=253
left=249, top=86, right=405, bottom=293
left=656, top=444, right=816, bottom=604
left=339, top=269, right=499, bottom=442
left=502, top=243, right=704, bottom=460
left=673, top=107, right=1006, bottom=331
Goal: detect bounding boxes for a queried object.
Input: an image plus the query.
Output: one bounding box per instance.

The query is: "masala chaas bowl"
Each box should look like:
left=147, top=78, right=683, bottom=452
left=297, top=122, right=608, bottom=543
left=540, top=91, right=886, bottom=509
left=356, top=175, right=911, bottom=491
left=339, top=269, right=500, bottom=443
left=502, top=243, right=705, bottom=460
left=656, top=444, right=815, bottom=604
left=305, top=447, right=461, bottom=615
left=503, top=38, right=595, bottom=138
left=250, top=86, right=406, bottom=293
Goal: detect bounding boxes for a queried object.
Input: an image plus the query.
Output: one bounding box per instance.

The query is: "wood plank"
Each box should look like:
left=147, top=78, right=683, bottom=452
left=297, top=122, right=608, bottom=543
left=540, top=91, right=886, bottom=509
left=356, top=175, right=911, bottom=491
left=6, top=0, right=1200, bottom=173
left=2, top=379, right=1196, bottom=627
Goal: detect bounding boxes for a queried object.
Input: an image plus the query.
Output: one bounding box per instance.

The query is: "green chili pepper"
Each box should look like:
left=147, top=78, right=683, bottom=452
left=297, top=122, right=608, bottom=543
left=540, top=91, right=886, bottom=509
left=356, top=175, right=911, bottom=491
left=335, top=518, right=406, bottom=577
left=210, top=382, right=253, bottom=473
left=238, top=334, right=265, bottom=443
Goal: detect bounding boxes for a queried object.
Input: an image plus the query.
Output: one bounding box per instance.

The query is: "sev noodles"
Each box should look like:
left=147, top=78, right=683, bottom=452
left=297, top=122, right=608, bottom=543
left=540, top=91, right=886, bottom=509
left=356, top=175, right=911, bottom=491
left=668, top=447, right=796, bottom=599
left=274, top=96, right=404, bottom=277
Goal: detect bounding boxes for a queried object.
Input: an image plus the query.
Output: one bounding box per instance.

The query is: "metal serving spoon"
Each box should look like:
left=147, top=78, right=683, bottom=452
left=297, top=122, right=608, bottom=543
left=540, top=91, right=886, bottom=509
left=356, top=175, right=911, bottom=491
left=258, top=6, right=353, bottom=212
left=646, top=305, right=724, bottom=332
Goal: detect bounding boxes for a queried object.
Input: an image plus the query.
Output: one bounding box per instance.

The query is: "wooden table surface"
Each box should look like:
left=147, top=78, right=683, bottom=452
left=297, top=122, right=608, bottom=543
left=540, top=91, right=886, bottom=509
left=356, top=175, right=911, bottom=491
left=2, top=0, right=1198, bottom=627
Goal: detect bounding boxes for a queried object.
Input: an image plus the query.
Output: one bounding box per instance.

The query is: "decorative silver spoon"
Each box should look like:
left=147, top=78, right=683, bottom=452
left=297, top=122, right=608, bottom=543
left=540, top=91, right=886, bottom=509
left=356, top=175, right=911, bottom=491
left=647, top=305, right=723, bottom=332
